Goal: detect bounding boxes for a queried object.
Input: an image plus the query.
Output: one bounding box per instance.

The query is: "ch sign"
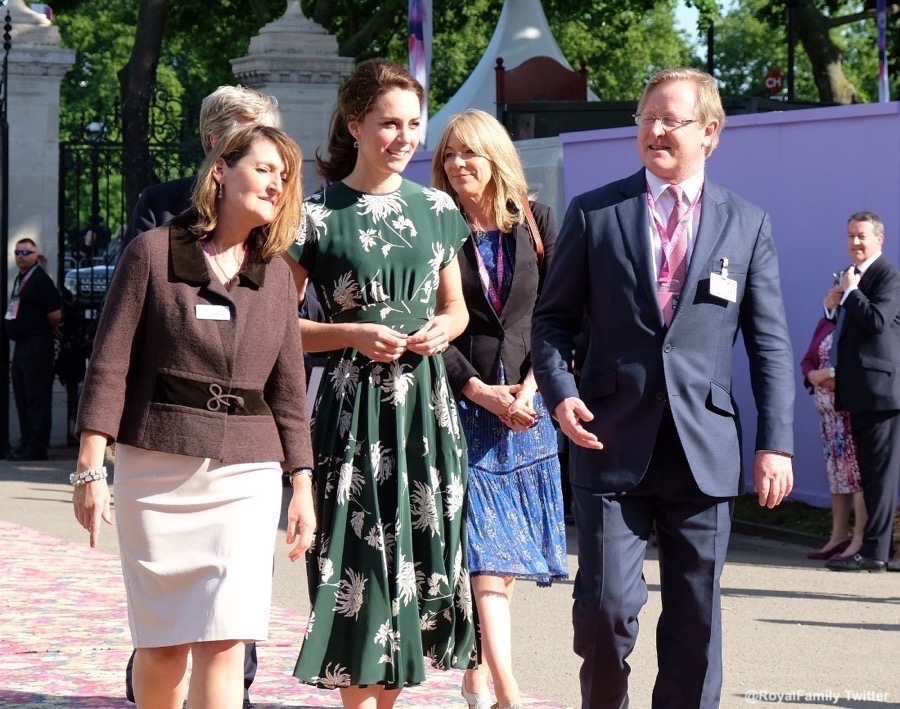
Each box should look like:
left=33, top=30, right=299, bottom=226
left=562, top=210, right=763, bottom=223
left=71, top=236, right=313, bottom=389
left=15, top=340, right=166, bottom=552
left=765, top=69, right=784, bottom=94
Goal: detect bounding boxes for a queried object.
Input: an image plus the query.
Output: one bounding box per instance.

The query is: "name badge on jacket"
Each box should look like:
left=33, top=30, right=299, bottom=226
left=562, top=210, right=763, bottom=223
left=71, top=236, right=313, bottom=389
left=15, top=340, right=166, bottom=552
left=195, top=304, right=231, bottom=321
left=709, top=257, right=737, bottom=303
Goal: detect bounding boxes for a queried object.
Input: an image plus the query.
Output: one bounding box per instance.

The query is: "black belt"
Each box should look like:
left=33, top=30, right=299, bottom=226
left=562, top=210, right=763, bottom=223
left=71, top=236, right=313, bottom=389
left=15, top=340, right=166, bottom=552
left=152, top=373, right=270, bottom=416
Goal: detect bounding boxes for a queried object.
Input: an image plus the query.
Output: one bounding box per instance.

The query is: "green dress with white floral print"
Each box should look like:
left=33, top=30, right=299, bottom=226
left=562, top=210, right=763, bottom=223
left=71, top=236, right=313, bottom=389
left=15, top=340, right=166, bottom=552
left=289, top=179, right=476, bottom=690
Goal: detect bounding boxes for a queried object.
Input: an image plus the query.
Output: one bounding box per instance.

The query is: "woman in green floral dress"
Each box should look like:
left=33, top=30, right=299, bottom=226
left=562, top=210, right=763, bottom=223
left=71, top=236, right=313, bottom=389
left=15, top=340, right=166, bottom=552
left=283, top=59, right=477, bottom=706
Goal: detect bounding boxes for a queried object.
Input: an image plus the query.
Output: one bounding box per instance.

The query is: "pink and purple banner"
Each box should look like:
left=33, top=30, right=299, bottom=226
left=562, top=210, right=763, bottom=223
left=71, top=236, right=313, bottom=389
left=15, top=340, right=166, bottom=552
left=877, top=0, right=890, bottom=102
left=409, top=0, right=432, bottom=141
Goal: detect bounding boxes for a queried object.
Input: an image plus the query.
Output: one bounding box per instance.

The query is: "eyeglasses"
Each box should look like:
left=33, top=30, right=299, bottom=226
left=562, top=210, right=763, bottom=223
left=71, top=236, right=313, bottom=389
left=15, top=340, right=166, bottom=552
left=633, top=114, right=698, bottom=131
left=14, top=249, right=35, bottom=256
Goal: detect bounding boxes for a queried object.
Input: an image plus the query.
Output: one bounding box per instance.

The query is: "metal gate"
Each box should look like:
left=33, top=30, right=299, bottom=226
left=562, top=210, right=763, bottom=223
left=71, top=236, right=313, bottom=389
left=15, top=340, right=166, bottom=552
left=55, top=89, right=203, bottom=436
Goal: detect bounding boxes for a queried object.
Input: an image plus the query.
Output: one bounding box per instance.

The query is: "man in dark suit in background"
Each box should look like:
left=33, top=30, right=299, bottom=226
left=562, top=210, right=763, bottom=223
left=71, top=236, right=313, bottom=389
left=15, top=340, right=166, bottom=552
left=121, top=84, right=277, bottom=708
left=7, top=239, right=63, bottom=461
left=531, top=67, right=795, bottom=708
left=121, top=84, right=278, bottom=249
left=825, top=212, right=900, bottom=573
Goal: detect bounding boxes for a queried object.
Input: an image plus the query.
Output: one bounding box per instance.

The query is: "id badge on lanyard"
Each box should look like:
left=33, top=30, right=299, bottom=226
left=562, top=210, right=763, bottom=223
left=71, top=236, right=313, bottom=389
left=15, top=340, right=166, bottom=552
left=6, top=266, right=37, bottom=320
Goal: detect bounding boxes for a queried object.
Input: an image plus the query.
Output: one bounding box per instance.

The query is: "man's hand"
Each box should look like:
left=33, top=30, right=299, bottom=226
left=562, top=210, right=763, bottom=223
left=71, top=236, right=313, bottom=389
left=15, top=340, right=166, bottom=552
left=823, top=284, right=843, bottom=312
left=554, top=397, right=604, bottom=450
left=841, top=267, right=861, bottom=290
left=753, top=451, right=793, bottom=508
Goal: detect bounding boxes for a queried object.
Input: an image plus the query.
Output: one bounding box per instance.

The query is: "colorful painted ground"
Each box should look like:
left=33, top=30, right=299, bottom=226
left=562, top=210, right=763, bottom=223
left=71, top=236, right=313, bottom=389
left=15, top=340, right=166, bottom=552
left=0, top=521, right=565, bottom=708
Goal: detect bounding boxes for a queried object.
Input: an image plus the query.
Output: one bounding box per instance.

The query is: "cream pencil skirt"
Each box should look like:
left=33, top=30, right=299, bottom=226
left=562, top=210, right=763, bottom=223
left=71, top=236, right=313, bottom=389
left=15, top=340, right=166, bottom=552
left=113, top=444, right=282, bottom=648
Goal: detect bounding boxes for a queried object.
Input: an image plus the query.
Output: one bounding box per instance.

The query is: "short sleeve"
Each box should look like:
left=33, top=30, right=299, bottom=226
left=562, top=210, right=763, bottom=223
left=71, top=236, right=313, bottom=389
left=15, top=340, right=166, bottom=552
left=286, top=197, right=324, bottom=276
left=420, top=186, right=469, bottom=269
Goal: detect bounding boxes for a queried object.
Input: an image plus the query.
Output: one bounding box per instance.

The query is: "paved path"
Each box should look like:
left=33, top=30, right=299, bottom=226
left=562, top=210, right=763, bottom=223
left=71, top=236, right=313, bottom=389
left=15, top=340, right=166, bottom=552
left=1, top=391, right=899, bottom=707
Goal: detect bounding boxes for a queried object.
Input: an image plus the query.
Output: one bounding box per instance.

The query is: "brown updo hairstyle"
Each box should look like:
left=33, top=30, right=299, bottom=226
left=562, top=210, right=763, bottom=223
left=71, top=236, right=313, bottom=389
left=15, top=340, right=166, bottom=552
left=317, top=58, right=424, bottom=183
left=191, top=124, right=303, bottom=260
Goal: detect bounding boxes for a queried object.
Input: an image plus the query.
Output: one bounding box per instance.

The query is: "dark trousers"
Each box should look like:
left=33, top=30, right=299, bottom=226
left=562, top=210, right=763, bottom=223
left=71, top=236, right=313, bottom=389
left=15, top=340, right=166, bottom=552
left=851, top=410, right=900, bottom=561
left=125, top=642, right=257, bottom=701
left=11, top=336, right=55, bottom=455
left=571, top=410, right=731, bottom=709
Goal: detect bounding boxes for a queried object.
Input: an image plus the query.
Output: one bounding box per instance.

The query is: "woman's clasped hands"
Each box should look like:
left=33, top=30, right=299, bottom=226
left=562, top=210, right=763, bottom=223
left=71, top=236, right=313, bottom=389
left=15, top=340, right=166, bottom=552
left=354, top=318, right=450, bottom=362
left=463, top=378, right=539, bottom=432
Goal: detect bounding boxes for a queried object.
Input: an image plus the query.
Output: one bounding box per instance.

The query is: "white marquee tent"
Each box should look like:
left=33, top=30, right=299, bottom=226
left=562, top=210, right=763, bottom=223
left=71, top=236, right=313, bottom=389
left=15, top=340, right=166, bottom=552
left=426, top=0, right=597, bottom=149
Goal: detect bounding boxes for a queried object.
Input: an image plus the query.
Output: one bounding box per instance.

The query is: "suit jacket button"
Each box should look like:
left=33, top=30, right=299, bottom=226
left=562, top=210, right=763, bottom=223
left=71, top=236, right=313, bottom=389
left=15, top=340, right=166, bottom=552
left=663, top=344, right=673, bottom=353
left=656, top=392, right=665, bottom=401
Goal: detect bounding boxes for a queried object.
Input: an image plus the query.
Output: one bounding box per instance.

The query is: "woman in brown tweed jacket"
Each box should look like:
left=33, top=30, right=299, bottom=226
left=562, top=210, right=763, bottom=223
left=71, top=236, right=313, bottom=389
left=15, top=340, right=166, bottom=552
left=72, top=125, right=314, bottom=709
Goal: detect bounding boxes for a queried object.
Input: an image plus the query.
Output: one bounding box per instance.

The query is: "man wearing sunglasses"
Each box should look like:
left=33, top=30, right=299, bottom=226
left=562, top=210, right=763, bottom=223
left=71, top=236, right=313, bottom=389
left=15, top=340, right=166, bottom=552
left=6, top=239, right=62, bottom=461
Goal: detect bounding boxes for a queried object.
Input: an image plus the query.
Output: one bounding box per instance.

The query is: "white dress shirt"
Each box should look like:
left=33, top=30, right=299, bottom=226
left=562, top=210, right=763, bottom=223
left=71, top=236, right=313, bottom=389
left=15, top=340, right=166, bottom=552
left=645, top=170, right=704, bottom=282
left=824, top=251, right=882, bottom=319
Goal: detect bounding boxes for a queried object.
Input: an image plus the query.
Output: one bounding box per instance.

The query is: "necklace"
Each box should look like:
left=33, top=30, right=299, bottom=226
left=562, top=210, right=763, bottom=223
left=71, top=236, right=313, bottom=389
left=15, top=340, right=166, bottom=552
left=464, top=212, right=496, bottom=241
left=203, top=239, right=245, bottom=284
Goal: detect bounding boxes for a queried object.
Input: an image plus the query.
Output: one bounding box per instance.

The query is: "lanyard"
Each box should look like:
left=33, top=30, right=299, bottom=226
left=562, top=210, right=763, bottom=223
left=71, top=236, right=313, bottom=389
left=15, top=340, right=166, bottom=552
left=472, top=230, right=506, bottom=314
left=11, top=265, right=38, bottom=299
left=645, top=184, right=702, bottom=281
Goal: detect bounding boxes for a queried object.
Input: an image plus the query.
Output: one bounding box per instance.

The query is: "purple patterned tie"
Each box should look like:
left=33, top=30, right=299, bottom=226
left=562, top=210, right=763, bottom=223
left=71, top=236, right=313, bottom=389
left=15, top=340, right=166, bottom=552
left=658, top=185, right=688, bottom=326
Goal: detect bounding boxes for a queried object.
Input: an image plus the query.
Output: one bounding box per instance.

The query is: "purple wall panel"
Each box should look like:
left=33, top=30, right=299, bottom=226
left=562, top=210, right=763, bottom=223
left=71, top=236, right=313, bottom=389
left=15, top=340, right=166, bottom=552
left=404, top=153, right=432, bottom=186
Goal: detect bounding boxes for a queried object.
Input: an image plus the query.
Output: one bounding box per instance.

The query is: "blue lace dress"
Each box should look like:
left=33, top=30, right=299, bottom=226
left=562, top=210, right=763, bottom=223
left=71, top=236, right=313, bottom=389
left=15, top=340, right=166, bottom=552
left=457, top=229, right=568, bottom=586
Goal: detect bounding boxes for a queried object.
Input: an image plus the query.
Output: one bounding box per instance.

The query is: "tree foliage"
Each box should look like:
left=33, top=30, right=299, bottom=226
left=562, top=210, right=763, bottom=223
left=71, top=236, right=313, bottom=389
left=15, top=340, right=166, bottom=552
left=302, top=0, right=698, bottom=110
left=749, top=0, right=898, bottom=103
left=54, top=0, right=286, bottom=141
left=714, top=0, right=820, bottom=99
left=52, top=0, right=900, bottom=147
left=48, top=0, right=895, bottom=252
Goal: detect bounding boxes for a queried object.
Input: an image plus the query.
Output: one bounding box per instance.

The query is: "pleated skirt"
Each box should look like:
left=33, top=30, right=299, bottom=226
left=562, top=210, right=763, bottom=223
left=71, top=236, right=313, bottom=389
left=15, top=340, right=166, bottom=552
left=113, top=444, right=282, bottom=648
left=458, top=393, right=569, bottom=586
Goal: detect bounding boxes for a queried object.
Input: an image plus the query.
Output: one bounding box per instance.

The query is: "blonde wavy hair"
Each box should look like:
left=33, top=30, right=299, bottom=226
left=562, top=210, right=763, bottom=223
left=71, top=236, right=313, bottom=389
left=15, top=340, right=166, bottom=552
left=431, top=109, right=531, bottom=234
left=190, top=125, right=303, bottom=260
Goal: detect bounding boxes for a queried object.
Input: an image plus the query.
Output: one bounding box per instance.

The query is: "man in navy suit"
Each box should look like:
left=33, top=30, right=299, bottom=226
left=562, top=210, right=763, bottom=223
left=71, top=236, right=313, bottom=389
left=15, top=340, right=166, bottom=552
left=825, top=212, right=900, bottom=573
left=531, top=67, right=795, bottom=708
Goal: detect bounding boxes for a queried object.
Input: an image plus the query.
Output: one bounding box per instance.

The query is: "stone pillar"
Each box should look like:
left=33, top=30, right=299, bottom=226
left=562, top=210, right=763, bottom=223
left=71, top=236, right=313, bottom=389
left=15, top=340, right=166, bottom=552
left=231, top=1, right=355, bottom=191
left=4, top=0, right=75, bottom=280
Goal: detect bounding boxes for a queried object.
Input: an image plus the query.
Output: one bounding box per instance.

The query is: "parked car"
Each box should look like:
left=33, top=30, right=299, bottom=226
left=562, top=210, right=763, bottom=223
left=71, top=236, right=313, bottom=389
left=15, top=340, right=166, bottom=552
left=63, top=260, right=115, bottom=318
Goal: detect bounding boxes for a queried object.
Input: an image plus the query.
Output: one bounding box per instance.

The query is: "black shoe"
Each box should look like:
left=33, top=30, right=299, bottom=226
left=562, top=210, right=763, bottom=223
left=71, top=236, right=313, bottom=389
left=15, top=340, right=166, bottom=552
left=887, top=560, right=900, bottom=572
left=825, top=553, right=887, bottom=572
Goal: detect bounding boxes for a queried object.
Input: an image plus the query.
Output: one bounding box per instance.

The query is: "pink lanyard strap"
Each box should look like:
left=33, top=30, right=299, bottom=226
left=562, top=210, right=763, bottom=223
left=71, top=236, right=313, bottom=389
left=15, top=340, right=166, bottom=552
left=12, top=265, right=38, bottom=299
left=472, top=231, right=506, bottom=315
left=646, top=184, right=702, bottom=281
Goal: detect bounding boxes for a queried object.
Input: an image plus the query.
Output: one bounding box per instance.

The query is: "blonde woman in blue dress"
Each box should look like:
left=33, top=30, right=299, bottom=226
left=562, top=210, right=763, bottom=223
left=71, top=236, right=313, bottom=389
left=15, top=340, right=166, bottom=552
left=432, top=109, right=568, bottom=709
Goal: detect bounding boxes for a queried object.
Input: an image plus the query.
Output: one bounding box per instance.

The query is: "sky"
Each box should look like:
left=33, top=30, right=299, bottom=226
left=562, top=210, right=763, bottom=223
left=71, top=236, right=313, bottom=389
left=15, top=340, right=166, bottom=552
left=675, top=0, right=738, bottom=51
left=675, top=0, right=702, bottom=44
